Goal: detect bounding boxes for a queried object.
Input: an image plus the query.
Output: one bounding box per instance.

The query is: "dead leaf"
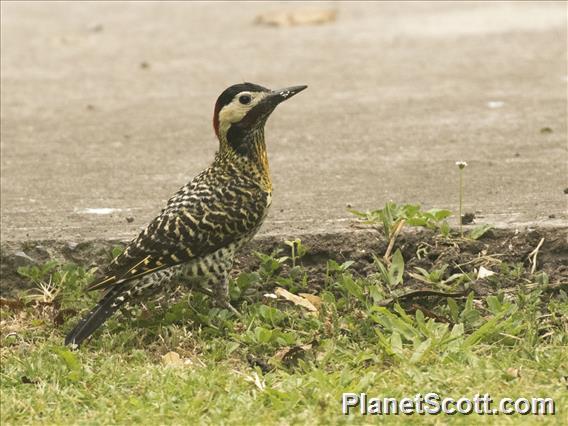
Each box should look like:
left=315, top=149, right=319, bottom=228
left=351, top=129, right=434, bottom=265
left=161, top=351, right=185, bottom=367
left=505, top=367, right=521, bottom=378
left=250, top=371, right=265, bottom=390
left=299, top=293, right=322, bottom=310
left=161, top=351, right=196, bottom=368
left=272, top=344, right=312, bottom=365
left=255, top=9, right=337, bottom=27
left=234, top=369, right=266, bottom=391
left=275, top=288, right=317, bottom=312
left=477, top=266, right=496, bottom=279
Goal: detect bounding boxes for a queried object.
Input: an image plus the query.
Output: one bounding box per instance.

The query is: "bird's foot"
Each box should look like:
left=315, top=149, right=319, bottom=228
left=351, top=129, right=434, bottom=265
left=185, top=282, right=241, bottom=316
left=178, top=276, right=214, bottom=297
left=220, top=300, right=242, bottom=317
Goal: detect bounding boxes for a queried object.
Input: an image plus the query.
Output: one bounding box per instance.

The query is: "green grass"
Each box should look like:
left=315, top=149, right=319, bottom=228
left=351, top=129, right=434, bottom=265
left=2, top=237, right=567, bottom=425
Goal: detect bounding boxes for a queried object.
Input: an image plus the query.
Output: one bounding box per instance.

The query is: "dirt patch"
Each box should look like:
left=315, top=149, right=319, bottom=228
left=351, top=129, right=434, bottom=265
left=238, top=227, right=567, bottom=297
left=2, top=227, right=566, bottom=298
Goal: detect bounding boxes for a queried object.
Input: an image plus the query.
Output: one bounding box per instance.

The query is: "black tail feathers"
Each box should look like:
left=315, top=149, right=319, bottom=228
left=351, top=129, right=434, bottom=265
left=65, top=286, right=127, bottom=348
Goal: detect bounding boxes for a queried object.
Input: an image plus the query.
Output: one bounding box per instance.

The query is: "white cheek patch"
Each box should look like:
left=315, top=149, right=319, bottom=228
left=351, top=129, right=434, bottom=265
left=218, top=92, right=268, bottom=139
left=218, top=104, right=248, bottom=130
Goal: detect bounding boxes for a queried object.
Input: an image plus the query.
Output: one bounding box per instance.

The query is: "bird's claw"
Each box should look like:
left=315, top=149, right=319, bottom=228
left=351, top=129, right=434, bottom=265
left=221, top=300, right=242, bottom=317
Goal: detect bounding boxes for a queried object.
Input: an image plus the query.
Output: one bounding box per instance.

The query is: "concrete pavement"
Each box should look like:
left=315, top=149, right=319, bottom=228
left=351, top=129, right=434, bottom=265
left=1, top=1, right=567, bottom=246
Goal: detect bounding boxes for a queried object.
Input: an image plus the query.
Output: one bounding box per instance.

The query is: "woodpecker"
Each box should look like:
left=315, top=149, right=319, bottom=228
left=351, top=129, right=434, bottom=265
left=65, top=83, right=307, bottom=347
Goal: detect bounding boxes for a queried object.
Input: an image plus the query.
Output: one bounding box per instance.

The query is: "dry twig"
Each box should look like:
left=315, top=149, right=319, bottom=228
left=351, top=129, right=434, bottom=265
left=528, top=237, right=545, bottom=274
left=384, top=219, right=406, bottom=263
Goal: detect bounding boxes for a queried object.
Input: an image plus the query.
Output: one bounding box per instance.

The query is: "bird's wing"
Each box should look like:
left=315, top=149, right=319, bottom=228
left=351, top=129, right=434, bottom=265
left=87, top=176, right=268, bottom=292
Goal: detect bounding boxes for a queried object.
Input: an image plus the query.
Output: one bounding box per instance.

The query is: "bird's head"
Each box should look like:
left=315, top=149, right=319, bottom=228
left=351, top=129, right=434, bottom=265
left=213, top=82, right=307, bottom=155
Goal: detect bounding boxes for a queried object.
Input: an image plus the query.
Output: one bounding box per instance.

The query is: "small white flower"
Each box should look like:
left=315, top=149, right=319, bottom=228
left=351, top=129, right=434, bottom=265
left=456, top=161, right=468, bottom=169
left=263, top=293, right=277, bottom=299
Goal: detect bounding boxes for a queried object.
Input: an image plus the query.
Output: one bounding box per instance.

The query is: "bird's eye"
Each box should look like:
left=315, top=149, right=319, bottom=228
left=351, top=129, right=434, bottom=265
left=239, top=95, right=251, bottom=105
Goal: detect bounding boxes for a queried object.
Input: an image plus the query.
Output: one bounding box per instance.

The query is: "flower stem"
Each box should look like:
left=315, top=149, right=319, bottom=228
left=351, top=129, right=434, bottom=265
left=459, top=168, right=463, bottom=237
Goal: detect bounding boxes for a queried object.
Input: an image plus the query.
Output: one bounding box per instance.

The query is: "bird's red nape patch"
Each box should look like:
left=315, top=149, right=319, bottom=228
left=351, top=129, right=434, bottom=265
left=213, top=100, right=223, bottom=138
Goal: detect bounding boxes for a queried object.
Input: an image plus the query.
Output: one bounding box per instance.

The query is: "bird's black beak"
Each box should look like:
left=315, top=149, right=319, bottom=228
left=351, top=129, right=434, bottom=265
left=267, top=85, right=308, bottom=106
left=240, top=85, right=307, bottom=127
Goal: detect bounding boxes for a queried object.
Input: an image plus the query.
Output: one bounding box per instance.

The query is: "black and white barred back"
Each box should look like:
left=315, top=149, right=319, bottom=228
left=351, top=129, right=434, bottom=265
left=65, top=157, right=271, bottom=346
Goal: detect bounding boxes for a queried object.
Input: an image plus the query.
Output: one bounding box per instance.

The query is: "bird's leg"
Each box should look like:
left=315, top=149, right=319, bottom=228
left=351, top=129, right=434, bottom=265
left=177, top=275, right=215, bottom=297
left=212, top=272, right=241, bottom=317
left=178, top=261, right=240, bottom=316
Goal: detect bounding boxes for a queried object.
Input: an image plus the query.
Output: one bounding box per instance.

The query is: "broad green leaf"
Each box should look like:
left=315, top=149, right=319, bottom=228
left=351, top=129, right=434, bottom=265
left=56, top=348, right=82, bottom=382
left=463, top=312, right=507, bottom=349
left=390, top=249, right=405, bottom=286
left=390, top=332, right=403, bottom=356
left=486, top=295, right=502, bottom=314
left=341, top=276, right=364, bottom=300
left=461, top=309, right=481, bottom=325
left=430, top=209, right=452, bottom=221
left=410, top=338, right=432, bottom=363
left=255, top=327, right=272, bottom=344
left=447, top=297, right=459, bottom=323
left=468, top=224, right=493, bottom=240
left=440, top=221, right=451, bottom=237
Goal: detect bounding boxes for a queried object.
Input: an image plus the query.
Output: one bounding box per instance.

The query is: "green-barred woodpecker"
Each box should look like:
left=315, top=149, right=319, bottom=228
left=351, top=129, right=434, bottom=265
left=65, top=83, right=307, bottom=347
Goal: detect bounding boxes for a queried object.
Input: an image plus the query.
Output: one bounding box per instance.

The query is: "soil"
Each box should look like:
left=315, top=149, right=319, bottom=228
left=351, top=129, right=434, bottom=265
left=239, top=227, right=568, bottom=298
left=2, top=227, right=566, bottom=299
